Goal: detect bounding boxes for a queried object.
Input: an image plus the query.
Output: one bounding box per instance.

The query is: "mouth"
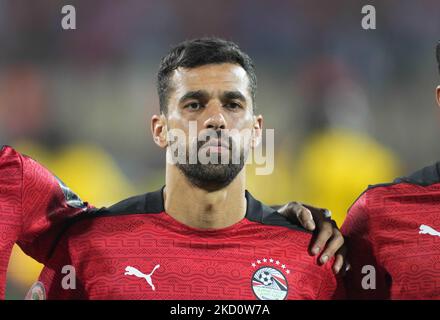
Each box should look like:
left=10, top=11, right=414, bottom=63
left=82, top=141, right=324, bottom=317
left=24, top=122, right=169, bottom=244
left=202, top=139, right=230, bottom=149
left=201, top=139, right=230, bottom=153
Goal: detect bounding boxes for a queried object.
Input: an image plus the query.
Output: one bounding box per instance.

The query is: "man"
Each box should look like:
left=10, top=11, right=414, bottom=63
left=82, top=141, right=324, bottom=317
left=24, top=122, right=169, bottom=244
left=0, top=109, right=345, bottom=299
left=341, top=43, right=440, bottom=300
left=35, top=38, right=345, bottom=300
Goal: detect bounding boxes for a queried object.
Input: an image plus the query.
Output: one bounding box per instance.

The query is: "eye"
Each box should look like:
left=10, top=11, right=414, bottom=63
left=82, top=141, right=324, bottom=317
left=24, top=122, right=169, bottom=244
left=225, top=102, right=242, bottom=110
left=184, top=102, right=203, bottom=111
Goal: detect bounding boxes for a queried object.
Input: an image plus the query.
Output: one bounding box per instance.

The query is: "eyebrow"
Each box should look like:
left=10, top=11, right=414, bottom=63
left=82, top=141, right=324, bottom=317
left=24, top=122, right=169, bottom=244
left=220, top=91, right=247, bottom=103
left=178, top=90, right=247, bottom=105
left=178, top=90, right=210, bottom=104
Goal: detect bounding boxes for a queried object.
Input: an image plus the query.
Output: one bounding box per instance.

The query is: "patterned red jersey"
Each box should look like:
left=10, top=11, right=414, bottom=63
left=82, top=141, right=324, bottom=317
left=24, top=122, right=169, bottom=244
left=0, top=145, right=90, bottom=299
left=342, top=163, right=440, bottom=299
left=39, top=188, right=345, bottom=300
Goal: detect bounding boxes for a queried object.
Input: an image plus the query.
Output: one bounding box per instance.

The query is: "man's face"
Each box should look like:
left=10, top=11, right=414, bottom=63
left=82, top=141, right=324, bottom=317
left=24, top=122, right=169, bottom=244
left=158, top=63, right=262, bottom=191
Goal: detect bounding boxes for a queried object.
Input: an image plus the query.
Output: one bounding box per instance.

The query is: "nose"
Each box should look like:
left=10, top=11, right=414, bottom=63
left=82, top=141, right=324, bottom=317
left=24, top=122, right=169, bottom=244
left=203, top=102, right=227, bottom=130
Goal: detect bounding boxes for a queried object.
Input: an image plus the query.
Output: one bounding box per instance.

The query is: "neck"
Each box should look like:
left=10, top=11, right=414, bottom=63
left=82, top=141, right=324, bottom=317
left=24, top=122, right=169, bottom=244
left=163, top=164, right=247, bottom=229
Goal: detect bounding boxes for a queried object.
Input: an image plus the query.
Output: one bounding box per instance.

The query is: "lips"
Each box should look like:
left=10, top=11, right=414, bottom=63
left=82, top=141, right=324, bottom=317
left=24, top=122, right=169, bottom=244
left=202, top=139, right=230, bottom=149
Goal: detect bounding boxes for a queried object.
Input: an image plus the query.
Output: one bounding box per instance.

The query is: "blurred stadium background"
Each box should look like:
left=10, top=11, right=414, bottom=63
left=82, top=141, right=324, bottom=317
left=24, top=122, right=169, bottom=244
left=1, top=0, right=440, bottom=298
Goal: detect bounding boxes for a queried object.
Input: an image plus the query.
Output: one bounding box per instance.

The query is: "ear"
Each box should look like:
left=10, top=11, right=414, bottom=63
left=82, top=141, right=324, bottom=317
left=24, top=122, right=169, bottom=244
left=151, top=114, right=168, bottom=148
left=436, top=86, right=440, bottom=108
left=251, top=115, right=263, bottom=148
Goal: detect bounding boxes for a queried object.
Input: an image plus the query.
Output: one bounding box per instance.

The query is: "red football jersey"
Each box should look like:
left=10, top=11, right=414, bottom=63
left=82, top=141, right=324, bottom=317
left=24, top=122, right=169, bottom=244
left=342, top=163, right=440, bottom=299
left=39, top=188, right=345, bottom=300
left=0, top=145, right=90, bottom=299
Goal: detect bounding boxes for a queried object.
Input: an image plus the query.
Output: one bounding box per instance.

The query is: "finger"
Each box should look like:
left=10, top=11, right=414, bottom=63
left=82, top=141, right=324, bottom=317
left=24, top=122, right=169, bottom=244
left=310, top=220, right=333, bottom=255
left=333, top=243, right=348, bottom=274
left=301, top=204, right=328, bottom=219
left=297, top=207, right=315, bottom=231
left=319, top=230, right=344, bottom=265
left=322, top=209, right=332, bottom=219
left=332, top=253, right=344, bottom=274
left=277, top=202, right=301, bottom=223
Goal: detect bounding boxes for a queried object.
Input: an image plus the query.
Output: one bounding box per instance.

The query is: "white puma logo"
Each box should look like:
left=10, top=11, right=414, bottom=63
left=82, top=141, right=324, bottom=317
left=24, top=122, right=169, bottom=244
left=419, top=224, right=440, bottom=237
left=124, top=264, right=160, bottom=291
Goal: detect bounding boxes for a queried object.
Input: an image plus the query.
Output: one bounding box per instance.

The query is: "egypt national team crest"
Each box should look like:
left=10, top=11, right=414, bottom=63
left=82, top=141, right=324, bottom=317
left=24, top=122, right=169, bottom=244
left=250, top=258, right=290, bottom=300
left=55, top=176, right=86, bottom=209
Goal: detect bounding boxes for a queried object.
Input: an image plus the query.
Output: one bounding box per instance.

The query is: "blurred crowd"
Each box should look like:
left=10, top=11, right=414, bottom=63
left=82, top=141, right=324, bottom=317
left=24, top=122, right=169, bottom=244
left=1, top=0, right=440, bottom=298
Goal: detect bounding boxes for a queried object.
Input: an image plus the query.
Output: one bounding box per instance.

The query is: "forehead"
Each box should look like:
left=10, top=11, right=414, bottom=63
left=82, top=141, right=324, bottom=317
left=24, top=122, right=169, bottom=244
left=170, top=63, right=250, bottom=97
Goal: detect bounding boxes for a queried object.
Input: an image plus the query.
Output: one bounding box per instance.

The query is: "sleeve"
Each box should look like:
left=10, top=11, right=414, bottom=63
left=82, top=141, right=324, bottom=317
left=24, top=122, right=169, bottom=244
left=1, top=145, right=93, bottom=263
left=18, top=149, right=93, bottom=263
left=33, top=236, right=87, bottom=300
left=341, top=192, right=389, bottom=299
left=0, top=146, right=24, bottom=298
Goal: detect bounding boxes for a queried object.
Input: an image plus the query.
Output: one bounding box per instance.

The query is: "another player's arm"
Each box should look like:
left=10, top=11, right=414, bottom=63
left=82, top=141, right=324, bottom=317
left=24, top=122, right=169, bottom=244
left=273, top=202, right=347, bottom=274
left=30, top=238, right=87, bottom=300
left=0, top=146, right=24, bottom=298
left=1, top=146, right=91, bottom=263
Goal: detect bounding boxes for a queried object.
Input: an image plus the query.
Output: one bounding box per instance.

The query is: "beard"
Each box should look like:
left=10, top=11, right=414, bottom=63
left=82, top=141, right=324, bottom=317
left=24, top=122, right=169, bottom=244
left=174, top=132, right=247, bottom=192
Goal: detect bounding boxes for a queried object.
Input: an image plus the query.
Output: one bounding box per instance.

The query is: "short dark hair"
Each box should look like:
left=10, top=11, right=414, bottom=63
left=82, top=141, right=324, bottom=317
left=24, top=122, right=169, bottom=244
left=436, top=41, right=440, bottom=75
left=157, top=37, right=257, bottom=114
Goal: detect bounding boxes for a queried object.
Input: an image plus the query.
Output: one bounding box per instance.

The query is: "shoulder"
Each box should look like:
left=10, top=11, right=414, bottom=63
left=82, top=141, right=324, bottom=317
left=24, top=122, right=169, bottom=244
left=0, top=145, right=23, bottom=169
left=244, top=190, right=312, bottom=235
left=96, top=188, right=165, bottom=216
left=0, top=145, right=52, bottom=183
left=44, top=194, right=156, bottom=260
left=348, top=161, right=440, bottom=216
left=355, top=162, right=440, bottom=203
left=1, top=145, right=42, bottom=168
left=55, top=188, right=165, bottom=235
left=1, top=145, right=17, bottom=156
left=393, top=162, right=440, bottom=186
